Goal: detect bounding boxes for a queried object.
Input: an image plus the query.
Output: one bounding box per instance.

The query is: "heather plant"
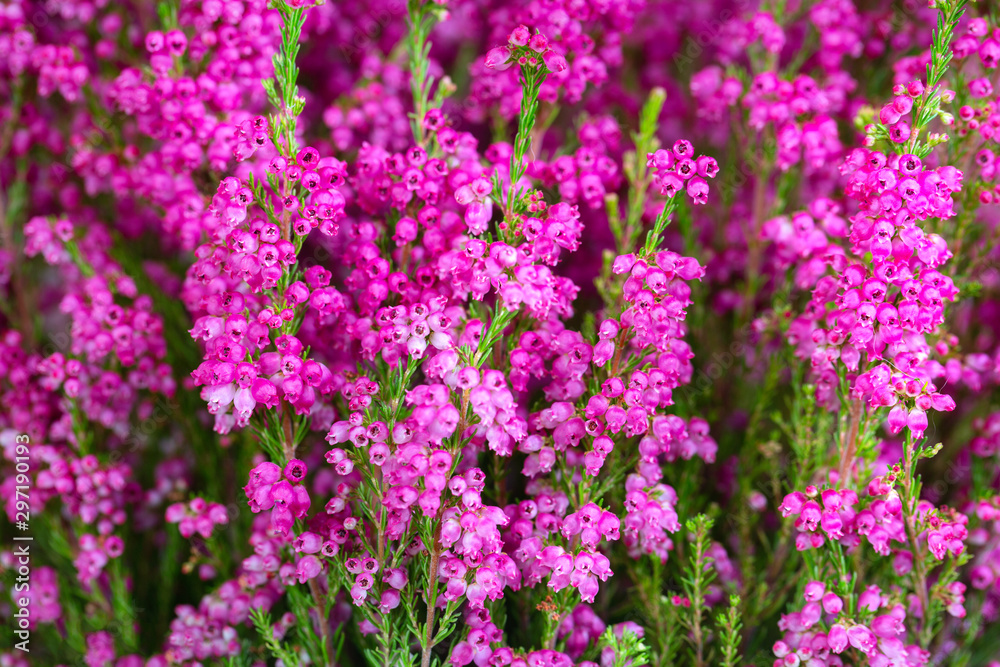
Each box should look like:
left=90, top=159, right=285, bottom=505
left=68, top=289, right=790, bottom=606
left=4, top=0, right=1000, bottom=666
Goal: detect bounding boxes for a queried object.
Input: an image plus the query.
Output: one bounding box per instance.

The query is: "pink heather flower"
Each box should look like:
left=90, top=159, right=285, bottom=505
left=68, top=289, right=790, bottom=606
left=846, top=625, right=877, bottom=654
left=103, top=536, right=125, bottom=558
left=980, top=38, right=1000, bottom=68
left=822, top=592, right=843, bottom=615
left=379, top=590, right=401, bottom=613
left=508, top=25, right=530, bottom=47
left=296, top=556, right=322, bottom=583
left=687, top=176, right=709, bottom=204
left=889, top=121, right=911, bottom=143
left=907, top=408, right=928, bottom=439
left=887, top=405, right=907, bottom=434
left=803, top=581, right=824, bottom=601
left=779, top=492, right=806, bottom=516
left=871, top=614, right=903, bottom=638
left=543, top=51, right=568, bottom=73
left=284, top=459, right=307, bottom=482
left=485, top=46, right=512, bottom=71
left=828, top=624, right=848, bottom=653
left=8, top=1, right=999, bottom=662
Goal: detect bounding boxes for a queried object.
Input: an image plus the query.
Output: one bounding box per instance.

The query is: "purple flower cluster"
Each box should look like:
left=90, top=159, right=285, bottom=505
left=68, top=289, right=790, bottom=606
left=165, top=498, right=230, bottom=539
left=6, top=0, right=1000, bottom=665
left=243, top=460, right=311, bottom=535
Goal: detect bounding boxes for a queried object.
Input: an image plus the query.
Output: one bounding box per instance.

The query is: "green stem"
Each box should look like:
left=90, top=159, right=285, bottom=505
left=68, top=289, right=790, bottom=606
left=493, top=57, right=550, bottom=235
left=625, top=87, right=667, bottom=251
left=267, top=0, right=309, bottom=156
left=420, top=535, right=441, bottom=667
left=905, top=0, right=968, bottom=154
left=643, top=197, right=678, bottom=255
left=406, top=0, right=440, bottom=145
left=900, top=431, right=932, bottom=645
left=682, top=515, right=716, bottom=667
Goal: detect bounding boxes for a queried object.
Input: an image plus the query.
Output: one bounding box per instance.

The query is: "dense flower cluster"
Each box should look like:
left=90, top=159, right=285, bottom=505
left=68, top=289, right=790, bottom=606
left=647, top=140, right=718, bottom=204
left=165, top=497, right=230, bottom=539
left=773, top=582, right=934, bottom=667
left=4, top=0, right=1000, bottom=666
